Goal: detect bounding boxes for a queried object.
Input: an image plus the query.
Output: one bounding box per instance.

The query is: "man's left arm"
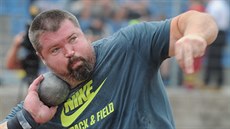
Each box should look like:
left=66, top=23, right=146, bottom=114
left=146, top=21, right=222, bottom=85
left=169, top=10, right=218, bottom=73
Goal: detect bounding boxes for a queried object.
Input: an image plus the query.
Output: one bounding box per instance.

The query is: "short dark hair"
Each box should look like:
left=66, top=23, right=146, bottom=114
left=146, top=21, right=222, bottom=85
left=29, top=9, right=80, bottom=52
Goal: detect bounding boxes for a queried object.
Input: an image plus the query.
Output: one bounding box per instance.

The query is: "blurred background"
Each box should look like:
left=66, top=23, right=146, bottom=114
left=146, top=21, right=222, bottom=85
left=0, top=0, right=229, bottom=129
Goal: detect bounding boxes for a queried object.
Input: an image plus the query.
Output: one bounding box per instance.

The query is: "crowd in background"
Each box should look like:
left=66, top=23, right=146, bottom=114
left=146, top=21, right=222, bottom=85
left=1, top=0, right=230, bottom=89
left=30, top=0, right=157, bottom=42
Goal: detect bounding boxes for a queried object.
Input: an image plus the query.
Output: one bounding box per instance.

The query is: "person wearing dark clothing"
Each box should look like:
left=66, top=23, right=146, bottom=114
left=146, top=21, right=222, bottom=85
left=5, top=23, right=40, bottom=85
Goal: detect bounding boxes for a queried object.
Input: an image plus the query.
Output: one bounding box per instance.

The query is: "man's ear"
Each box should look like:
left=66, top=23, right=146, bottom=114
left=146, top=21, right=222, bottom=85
left=36, top=52, right=46, bottom=65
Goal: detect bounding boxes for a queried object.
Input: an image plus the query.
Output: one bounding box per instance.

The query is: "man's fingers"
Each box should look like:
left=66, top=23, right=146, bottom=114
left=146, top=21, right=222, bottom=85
left=50, top=106, right=58, bottom=117
left=175, top=42, right=182, bottom=60
left=183, top=45, right=194, bottom=74
left=175, top=41, right=195, bottom=74
left=175, top=42, right=184, bottom=67
left=175, top=34, right=208, bottom=74
left=28, top=75, right=44, bottom=92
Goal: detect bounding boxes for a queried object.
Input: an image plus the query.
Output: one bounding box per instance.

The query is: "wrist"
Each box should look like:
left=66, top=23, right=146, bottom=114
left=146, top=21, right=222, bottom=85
left=7, top=116, right=22, bottom=129
left=7, top=108, right=39, bottom=129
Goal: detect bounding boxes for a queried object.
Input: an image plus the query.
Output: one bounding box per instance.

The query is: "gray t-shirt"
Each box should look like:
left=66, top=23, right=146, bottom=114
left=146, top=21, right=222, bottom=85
left=3, top=19, right=175, bottom=129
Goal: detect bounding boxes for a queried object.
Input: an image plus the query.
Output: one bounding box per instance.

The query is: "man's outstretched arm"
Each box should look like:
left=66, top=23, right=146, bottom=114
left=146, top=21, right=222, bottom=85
left=169, top=10, right=218, bottom=73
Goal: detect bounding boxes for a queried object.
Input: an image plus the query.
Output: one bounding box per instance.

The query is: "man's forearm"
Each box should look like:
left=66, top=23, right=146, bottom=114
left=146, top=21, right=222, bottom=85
left=5, top=44, right=21, bottom=69
left=178, top=10, right=218, bottom=45
left=0, top=122, right=7, bottom=129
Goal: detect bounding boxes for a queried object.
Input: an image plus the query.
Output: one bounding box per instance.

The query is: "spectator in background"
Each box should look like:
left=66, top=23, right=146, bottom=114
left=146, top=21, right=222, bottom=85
left=68, top=0, right=93, bottom=32
left=5, top=5, right=41, bottom=85
left=77, top=6, right=92, bottom=32
left=5, top=24, right=40, bottom=85
left=117, top=0, right=150, bottom=17
left=183, top=0, right=205, bottom=89
left=189, top=0, right=205, bottom=11
left=85, top=16, right=111, bottom=42
left=108, top=6, right=128, bottom=33
left=204, top=0, right=230, bottom=89
left=68, top=0, right=114, bottom=42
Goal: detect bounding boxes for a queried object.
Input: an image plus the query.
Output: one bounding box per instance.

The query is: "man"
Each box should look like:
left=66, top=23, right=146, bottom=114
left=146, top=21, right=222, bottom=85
left=0, top=9, right=217, bottom=129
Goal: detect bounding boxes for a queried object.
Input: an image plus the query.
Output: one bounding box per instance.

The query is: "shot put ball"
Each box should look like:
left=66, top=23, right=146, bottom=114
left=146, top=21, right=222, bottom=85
left=38, top=72, right=70, bottom=107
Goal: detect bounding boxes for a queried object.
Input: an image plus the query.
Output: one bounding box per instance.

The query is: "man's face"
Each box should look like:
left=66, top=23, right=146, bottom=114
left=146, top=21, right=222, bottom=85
left=38, top=19, right=96, bottom=86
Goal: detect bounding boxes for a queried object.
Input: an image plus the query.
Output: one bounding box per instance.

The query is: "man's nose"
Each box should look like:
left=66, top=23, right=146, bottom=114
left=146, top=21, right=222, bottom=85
left=64, top=44, right=74, bottom=58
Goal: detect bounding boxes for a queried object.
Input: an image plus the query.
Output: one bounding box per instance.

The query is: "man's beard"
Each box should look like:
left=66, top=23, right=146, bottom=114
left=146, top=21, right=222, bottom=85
left=67, top=55, right=94, bottom=81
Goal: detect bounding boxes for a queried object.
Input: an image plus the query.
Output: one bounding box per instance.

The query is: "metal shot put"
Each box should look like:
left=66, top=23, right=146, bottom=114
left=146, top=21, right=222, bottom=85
left=38, top=72, right=70, bottom=107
